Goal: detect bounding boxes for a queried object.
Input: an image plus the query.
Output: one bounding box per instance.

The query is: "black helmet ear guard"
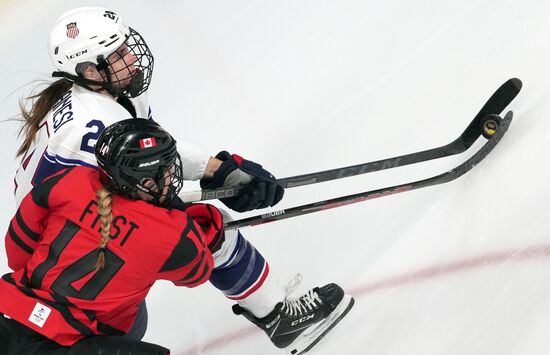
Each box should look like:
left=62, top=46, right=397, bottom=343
left=95, top=119, right=183, bottom=206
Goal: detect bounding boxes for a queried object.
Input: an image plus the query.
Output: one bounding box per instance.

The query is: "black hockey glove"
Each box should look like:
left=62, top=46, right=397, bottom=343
left=200, top=151, right=284, bottom=212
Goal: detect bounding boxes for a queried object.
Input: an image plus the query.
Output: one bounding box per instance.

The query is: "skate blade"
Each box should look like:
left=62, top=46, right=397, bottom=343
left=287, top=295, right=355, bottom=355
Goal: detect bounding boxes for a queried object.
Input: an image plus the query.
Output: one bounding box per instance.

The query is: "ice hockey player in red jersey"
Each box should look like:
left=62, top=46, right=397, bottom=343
left=8, top=4, right=354, bottom=353
left=1, top=120, right=353, bottom=354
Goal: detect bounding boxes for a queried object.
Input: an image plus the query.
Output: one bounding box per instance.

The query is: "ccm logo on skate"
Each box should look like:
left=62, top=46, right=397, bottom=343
left=291, top=314, right=315, bottom=326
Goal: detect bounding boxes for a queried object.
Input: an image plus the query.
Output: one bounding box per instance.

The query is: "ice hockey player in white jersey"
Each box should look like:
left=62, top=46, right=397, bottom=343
left=13, top=7, right=213, bottom=206
left=9, top=7, right=354, bottom=355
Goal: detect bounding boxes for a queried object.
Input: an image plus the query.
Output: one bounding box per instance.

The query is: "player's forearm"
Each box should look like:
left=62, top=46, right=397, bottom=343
left=203, top=157, right=223, bottom=178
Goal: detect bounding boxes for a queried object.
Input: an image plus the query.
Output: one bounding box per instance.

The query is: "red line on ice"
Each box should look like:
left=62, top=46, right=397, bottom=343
left=177, top=244, right=550, bottom=355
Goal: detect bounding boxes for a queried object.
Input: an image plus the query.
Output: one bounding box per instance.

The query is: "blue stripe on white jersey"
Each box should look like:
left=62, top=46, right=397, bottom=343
left=44, top=151, right=97, bottom=168
left=33, top=151, right=97, bottom=187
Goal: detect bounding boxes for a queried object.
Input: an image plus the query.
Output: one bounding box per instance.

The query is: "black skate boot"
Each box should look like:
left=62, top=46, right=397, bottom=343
left=232, top=276, right=354, bottom=354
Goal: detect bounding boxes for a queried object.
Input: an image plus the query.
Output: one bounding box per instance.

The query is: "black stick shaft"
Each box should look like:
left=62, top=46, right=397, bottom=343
left=224, top=111, right=513, bottom=230
left=181, top=78, right=521, bottom=203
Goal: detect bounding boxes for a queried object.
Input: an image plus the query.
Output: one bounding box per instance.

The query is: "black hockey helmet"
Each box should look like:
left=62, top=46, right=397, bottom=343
left=95, top=119, right=183, bottom=206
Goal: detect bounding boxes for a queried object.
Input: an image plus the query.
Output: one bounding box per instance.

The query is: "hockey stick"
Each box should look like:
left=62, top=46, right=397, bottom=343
left=224, top=111, right=513, bottom=230
left=181, top=78, right=521, bottom=203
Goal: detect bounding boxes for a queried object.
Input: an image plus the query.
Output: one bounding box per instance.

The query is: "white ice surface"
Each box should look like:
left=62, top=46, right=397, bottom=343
left=1, top=1, right=549, bottom=354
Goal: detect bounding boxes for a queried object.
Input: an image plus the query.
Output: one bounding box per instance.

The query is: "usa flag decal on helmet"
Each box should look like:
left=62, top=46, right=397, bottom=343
left=139, top=137, right=157, bottom=149
left=66, top=22, right=79, bottom=38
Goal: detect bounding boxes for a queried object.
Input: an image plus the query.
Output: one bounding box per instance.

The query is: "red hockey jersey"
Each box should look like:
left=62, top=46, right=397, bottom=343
left=0, top=167, right=220, bottom=346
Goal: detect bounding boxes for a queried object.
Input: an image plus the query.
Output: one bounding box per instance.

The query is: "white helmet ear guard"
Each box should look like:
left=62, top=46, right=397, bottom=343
left=49, top=7, right=154, bottom=97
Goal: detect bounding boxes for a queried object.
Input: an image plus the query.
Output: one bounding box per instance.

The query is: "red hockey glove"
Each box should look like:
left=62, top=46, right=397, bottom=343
left=184, top=203, right=225, bottom=253
left=200, top=151, right=284, bottom=212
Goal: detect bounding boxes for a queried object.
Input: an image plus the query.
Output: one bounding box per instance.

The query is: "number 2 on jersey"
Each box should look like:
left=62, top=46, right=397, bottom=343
left=80, top=120, right=105, bottom=154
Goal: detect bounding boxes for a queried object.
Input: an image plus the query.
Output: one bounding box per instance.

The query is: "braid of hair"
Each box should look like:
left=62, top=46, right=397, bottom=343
left=95, top=186, right=113, bottom=271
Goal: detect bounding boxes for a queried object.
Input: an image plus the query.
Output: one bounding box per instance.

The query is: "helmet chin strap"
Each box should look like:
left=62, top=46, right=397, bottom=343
left=52, top=70, right=122, bottom=97
left=52, top=55, right=123, bottom=97
left=95, top=56, right=117, bottom=94
left=126, top=70, right=145, bottom=97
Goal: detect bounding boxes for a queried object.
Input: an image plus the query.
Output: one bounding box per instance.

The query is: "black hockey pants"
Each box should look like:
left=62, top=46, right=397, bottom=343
left=0, top=303, right=167, bottom=355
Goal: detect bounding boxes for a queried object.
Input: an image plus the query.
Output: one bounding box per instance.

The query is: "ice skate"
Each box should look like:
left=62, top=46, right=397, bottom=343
left=233, top=275, right=354, bottom=354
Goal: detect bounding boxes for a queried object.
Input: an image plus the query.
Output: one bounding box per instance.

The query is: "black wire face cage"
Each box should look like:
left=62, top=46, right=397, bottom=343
left=129, top=153, right=184, bottom=207
left=102, top=27, right=154, bottom=98
left=159, top=154, right=184, bottom=206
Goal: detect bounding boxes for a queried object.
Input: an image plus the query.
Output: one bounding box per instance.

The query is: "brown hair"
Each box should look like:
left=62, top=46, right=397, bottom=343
left=17, top=79, right=73, bottom=158
left=95, top=186, right=113, bottom=271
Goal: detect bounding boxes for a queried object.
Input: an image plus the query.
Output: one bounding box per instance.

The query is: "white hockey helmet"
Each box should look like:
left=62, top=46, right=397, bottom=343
left=48, top=7, right=154, bottom=97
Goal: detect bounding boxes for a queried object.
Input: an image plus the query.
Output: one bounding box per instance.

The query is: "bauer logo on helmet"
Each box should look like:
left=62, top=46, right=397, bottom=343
left=138, top=159, right=160, bottom=168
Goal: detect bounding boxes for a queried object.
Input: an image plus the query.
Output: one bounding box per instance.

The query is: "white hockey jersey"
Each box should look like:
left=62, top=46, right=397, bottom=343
left=14, top=84, right=210, bottom=206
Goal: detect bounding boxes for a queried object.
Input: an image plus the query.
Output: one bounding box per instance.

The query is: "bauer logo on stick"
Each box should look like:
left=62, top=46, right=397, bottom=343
left=139, top=137, right=157, bottom=149
left=66, top=22, right=79, bottom=38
